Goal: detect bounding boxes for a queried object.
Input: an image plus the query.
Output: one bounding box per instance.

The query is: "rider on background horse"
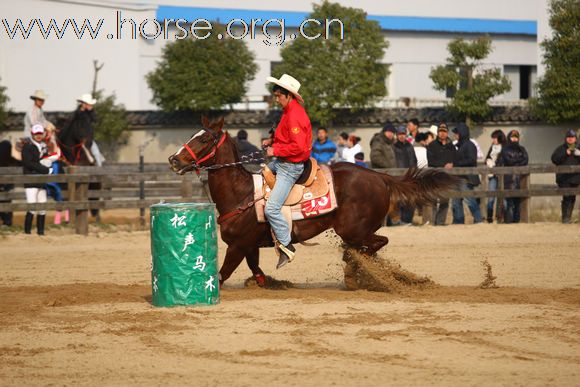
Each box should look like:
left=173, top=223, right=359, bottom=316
left=263, top=74, right=312, bottom=269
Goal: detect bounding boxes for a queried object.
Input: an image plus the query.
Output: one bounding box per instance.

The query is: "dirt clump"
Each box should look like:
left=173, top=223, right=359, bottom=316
left=342, top=247, right=434, bottom=293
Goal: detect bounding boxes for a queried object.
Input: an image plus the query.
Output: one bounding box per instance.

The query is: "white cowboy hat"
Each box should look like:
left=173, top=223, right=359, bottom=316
left=266, top=74, right=304, bottom=103
left=77, top=93, right=97, bottom=105
left=30, top=90, right=48, bottom=100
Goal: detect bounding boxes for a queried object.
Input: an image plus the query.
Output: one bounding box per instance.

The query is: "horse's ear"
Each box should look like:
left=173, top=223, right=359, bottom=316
left=201, top=116, right=210, bottom=129
left=216, top=117, right=225, bottom=132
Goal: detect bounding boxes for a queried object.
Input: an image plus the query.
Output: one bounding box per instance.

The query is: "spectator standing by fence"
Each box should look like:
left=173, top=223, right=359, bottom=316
left=22, top=124, right=51, bottom=235
left=406, top=118, right=419, bottom=144
left=413, top=132, right=429, bottom=169
left=497, top=130, right=528, bottom=224
left=311, top=127, right=337, bottom=165
left=485, top=130, right=506, bottom=223
left=370, top=124, right=396, bottom=169
left=342, top=135, right=362, bottom=163
left=427, top=123, right=456, bottom=225
left=332, top=132, right=349, bottom=163
left=551, top=129, right=580, bottom=224
left=394, top=126, right=418, bottom=224
left=451, top=123, right=483, bottom=224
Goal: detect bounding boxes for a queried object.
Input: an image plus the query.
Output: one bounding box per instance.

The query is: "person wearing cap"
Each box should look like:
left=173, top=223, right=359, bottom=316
left=311, top=127, right=337, bottom=165
left=22, top=124, right=51, bottom=235
left=370, top=123, right=397, bottom=169
left=394, top=126, right=418, bottom=224
left=23, top=90, right=54, bottom=137
left=551, top=129, right=580, bottom=223
left=263, top=74, right=312, bottom=269
left=497, top=129, right=528, bottom=223
left=427, top=122, right=456, bottom=225
left=451, top=123, right=483, bottom=224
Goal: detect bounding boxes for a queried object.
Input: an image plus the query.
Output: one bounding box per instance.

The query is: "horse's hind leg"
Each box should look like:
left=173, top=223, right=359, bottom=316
left=360, top=233, right=389, bottom=255
left=245, top=246, right=266, bottom=286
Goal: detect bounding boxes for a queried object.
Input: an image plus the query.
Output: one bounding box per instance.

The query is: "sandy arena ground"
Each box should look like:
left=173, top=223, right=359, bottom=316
left=1, top=213, right=579, bottom=385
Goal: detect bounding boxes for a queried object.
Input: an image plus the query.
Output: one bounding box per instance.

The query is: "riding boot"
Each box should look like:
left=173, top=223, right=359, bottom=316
left=277, top=243, right=296, bottom=269
left=37, top=214, right=46, bottom=236
left=487, top=208, right=493, bottom=224
left=24, top=212, right=34, bottom=234
left=562, top=200, right=573, bottom=224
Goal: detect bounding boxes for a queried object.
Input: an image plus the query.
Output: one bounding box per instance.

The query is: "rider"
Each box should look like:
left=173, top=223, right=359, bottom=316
left=263, top=74, right=312, bottom=269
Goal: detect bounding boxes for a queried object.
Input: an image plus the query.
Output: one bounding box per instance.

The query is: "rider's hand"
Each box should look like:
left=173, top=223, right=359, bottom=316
left=266, top=147, right=275, bottom=157
left=262, top=138, right=273, bottom=148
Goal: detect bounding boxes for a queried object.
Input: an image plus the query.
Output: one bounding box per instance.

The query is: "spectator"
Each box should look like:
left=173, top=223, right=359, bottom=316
left=406, top=118, right=419, bottom=144
left=485, top=130, right=507, bottom=223
left=42, top=126, right=67, bottom=225
left=497, top=129, right=528, bottom=224
left=394, top=126, right=418, bottom=224
left=22, top=124, right=51, bottom=235
left=342, top=135, right=362, bottom=163
left=23, top=90, right=54, bottom=137
left=427, top=122, right=456, bottom=225
left=370, top=124, right=397, bottom=169
left=354, top=152, right=368, bottom=168
left=551, top=129, right=580, bottom=224
left=453, top=130, right=485, bottom=162
left=235, top=129, right=259, bottom=157
left=332, top=132, right=349, bottom=163
left=0, top=140, right=19, bottom=227
left=413, top=132, right=429, bottom=169
left=451, top=123, right=483, bottom=224
left=311, top=127, right=337, bottom=165
left=425, top=131, right=435, bottom=146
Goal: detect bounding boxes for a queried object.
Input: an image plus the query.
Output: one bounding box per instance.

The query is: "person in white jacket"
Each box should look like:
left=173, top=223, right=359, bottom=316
left=342, top=135, right=362, bottom=163
left=413, top=132, right=429, bottom=168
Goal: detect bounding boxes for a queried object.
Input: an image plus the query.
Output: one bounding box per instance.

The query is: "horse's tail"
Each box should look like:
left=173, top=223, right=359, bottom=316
left=381, top=168, right=459, bottom=208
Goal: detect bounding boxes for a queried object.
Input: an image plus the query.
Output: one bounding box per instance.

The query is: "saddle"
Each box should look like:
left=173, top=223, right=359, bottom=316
left=262, top=158, right=329, bottom=206
left=253, top=160, right=338, bottom=224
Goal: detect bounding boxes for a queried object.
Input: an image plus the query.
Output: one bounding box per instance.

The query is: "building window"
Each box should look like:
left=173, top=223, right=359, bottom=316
left=504, top=65, right=537, bottom=100
left=445, top=66, right=467, bottom=98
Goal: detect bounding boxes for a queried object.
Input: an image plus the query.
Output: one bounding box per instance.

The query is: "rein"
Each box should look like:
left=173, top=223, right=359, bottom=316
left=180, top=131, right=267, bottom=223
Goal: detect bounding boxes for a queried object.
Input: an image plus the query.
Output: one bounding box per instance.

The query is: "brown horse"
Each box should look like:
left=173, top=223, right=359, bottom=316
left=169, top=117, right=457, bottom=286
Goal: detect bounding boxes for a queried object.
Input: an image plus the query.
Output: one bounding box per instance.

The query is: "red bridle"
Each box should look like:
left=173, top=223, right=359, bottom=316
left=182, top=132, right=227, bottom=174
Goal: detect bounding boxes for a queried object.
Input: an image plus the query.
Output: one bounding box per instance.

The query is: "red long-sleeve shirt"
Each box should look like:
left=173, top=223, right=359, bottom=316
left=272, top=99, right=312, bottom=162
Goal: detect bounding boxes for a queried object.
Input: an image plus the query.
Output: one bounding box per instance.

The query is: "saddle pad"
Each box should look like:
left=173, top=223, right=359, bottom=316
left=253, top=165, right=338, bottom=223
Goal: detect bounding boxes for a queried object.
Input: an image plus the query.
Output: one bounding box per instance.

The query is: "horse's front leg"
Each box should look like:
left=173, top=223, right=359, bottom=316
left=245, top=246, right=266, bottom=286
left=219, top=244, right=246, bottom=287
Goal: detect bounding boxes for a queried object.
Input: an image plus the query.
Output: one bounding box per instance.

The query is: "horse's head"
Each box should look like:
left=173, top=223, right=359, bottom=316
left=169, top=116, right=226, bottom=175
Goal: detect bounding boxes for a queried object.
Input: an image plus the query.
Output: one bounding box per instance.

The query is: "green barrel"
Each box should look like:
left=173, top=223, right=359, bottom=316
left=150, top=202, right=219, bottom=307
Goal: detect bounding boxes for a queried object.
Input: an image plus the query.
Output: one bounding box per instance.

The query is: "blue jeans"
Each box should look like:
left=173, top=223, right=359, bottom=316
left=452, top=181, right=483, bottom=224
left=264, top=159, right=304, bottom=246
left=487, top=176, right=506, bottom=221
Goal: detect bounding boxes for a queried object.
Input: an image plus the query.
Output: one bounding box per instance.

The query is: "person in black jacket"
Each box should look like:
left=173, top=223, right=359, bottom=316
left=451, top=123, right=483, bottom=224
left=235, top=130, right=259, bottom=157
left=22, top=124, right=51, bottom=235
left=497, top=129, right=528, bottom=223
left=393, top=126, right=418, bottom=224
left=551, top=129, right=580, bottom=223
left=427, top=122, right=456, bottom=225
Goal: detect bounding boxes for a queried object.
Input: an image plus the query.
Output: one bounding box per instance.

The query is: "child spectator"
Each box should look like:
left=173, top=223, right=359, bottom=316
left=354, top=152, right=368, bottom=168
left=22, top=124, right=51, bottom=235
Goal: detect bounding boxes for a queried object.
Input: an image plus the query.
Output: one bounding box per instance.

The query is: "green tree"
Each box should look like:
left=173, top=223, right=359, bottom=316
left=533, top=0, right=580, bottom=124
left=147, top=31, right=258, bottom=111
left=274, top=1, right=388, bottom=126
left=0, top=78, right=9, bottom=131
left=91, top=61, right=129, bottom=161
left=430, top=36, right=511, bottom=126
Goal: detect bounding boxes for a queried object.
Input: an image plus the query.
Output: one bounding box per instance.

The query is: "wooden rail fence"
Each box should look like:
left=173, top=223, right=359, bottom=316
left=1, top=164, right=579, bottom=234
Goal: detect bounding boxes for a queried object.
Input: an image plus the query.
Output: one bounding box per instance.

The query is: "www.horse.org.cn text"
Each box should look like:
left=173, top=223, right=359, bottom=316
left=1, top=11, right=345, bottom=45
